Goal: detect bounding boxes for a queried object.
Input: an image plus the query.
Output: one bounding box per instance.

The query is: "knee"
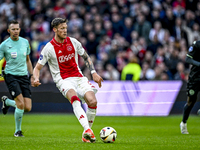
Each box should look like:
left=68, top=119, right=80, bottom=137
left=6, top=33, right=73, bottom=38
left=16, top=101, right=24, bottom=110
left=24, top=106, right=32, bottom=112
left=88, top=99, right=97, bottom=107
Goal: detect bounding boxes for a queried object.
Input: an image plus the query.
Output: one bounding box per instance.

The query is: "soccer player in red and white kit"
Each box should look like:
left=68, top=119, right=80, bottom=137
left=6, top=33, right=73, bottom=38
left=32, top=18, right=103, bottom=143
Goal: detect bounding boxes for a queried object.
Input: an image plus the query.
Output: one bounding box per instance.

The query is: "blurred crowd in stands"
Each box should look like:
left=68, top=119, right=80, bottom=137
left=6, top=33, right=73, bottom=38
left=0, top=0, right=199, bottom=83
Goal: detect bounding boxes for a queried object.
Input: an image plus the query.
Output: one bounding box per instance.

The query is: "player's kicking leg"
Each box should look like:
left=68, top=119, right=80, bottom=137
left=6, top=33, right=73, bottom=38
left=82, top=91, right=97, bottom=143
left=82, top=128, right=96, bottom=143
left=71, top=95, right=96, bottom=143
left=81, top=106, right=97, bottom=143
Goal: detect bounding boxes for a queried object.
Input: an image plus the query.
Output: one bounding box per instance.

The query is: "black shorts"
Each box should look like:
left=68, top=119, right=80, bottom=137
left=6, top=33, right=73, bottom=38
left=4, top=74, right=31, bottom=99
left=187, top=79, right=200, bottom=97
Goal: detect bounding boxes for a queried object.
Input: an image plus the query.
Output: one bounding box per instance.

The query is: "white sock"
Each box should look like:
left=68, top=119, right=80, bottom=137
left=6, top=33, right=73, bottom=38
left=72, top=100, right=89, bottom=131
left=86, top=107, right=96, bottom=128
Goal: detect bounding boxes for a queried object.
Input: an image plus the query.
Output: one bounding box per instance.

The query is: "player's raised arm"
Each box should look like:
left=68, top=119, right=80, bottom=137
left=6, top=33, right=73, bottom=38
left=32, top=63, right=43, bottom=87
left=81, top=51, right=103, bottom=88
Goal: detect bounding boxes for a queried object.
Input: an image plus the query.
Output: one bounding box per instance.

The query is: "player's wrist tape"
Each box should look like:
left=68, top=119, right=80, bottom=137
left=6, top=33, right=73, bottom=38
left=91, top=70, right=96, bottom=74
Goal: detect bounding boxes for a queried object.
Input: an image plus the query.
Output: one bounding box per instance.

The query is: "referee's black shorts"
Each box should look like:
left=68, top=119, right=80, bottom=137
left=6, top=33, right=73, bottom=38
left=4, top=74, right=31, bottom=99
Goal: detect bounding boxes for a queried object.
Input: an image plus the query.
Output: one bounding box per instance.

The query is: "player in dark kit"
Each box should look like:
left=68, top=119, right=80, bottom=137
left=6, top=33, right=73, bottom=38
left=180, top=41, right=200, bottom=134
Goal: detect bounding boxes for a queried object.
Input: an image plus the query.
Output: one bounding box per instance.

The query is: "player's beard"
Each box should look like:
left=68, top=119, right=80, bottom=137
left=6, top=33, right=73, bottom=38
left=57, top=33, right=67, bottom=41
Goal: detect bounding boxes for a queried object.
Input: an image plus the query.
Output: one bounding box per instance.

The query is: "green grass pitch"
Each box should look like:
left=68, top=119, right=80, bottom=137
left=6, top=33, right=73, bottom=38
left=0, top=114, right=200, bottom=150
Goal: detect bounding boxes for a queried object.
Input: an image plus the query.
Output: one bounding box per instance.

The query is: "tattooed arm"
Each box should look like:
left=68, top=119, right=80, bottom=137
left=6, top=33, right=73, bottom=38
left=81, top=51, right=96, bottom=74
left=81, top=51, right=103, bottom=87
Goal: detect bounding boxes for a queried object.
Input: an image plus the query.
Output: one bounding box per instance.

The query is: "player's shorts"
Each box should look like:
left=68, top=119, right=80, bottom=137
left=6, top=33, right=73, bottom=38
left=4, top=74, right=31, bottom=99
left=187, top=79, right=200, bottom=97
left=56, top=77, right=97, bottom=103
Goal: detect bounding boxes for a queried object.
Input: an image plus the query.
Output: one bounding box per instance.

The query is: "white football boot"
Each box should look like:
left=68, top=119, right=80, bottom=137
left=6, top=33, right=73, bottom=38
left=180, top=122, right=189, bottom=134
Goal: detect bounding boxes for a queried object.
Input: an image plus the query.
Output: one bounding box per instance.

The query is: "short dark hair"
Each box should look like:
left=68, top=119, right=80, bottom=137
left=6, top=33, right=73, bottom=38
left=51, top=18, right=68, bottom=28
left=8, top=20, right=19, bottom=27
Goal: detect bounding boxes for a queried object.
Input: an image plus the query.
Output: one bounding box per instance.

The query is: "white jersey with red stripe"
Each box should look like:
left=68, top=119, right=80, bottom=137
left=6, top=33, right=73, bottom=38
left=38, top=37, right=84, bottom=84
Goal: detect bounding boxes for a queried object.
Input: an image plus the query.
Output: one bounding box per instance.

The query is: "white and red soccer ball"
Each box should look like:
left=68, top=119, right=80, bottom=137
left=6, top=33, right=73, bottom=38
left=99, top=127, right=117, bottom=143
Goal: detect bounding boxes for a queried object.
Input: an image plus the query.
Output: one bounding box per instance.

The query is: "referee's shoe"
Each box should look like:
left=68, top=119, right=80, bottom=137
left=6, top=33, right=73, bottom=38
left=14, top=131, right=24, bottom=137
left=1, top=96, right=10, bottom=115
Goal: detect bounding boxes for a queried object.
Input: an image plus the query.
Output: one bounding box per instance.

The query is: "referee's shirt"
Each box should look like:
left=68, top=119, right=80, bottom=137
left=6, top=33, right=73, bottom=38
left=0, top=37, right=30, bottom=76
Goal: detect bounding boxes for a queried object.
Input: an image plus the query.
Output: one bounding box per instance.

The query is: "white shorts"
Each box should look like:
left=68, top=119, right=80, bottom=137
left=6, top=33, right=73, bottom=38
left=56, top=77, right=97, bottom=103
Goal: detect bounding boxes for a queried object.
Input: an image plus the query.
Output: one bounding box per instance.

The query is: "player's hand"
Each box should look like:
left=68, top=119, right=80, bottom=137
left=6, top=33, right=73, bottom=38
left=30, top=75, right=34, bottom=85
left=32, top=78, right=41, bottom=87
left=92, top=73, right=103, bottom=88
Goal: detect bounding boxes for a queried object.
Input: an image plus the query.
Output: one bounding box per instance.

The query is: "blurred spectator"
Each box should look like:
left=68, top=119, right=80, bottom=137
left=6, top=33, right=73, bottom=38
left=36, top=33, right=49, bottom=59
left=174, top=61, right=186, bottom=80
left=82, top=22, right=93, bottom=38
left=67, top=12, right=83, bottom=32
left=160, top=71, right=169, bottom=80
left=161, top=7, right=175, bottom=35
left=116, top=51, right=127, bottom=73
left=166, top=47, right=181, bottom=78
left=149, top=21, right=165, bottom=44
left=131, top=30, right=139, bottom=43
left=184, top=10, right=195, bottom=29
left=151, top=45, right=166, bottom=68
left=34, top=14, right=50, bottom=34
left=122, top=17, right=134, bottom=44
left=107, top=40, right=118, bottom=67
left=95, top=62, right=106, bottom=80
left=94, top=22, right=105, bottom=42
left=85, top=31, right=99, bottom=56
left=97, top=36, right=111, bottom=61
left=172, top=17, right=188, bottom=45
left=130, top=40, right=142, bottom=55
left=111, top=13, right=124, bottom=36
left=195, top=2, right=200, bottom=25
left=103, top=20, right=113, bottom=38
left=143, top=50, right=153, bottom=65
left=40, top=65, right=53, bottom=84
left=146, top=34, right=162, bottom=55
left=172, top=0, right=185, bottom=17
left=0, top=0, right=15, bottom=20
left=104, top=63, right=120, bottom=80
left=153, top=66, right=162, bottom=80
left=121, top=55, right=141, bottom=82
left=140, top=61, right=155, bottom=80
left=150, top=9, right=162, bottom=26
left=134, top=13, right=151, bottom=44
left=183, top=22, right=200, bottom=46
left=137, top=37, right=147, bottom=61
left=53, top=0, right=67, bottom=16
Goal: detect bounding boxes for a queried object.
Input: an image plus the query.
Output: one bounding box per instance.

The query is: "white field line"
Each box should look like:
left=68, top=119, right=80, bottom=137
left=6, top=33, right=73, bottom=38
left=98, top=89, right=179, bottom=93
left=98, top=102, right=174, bottom=105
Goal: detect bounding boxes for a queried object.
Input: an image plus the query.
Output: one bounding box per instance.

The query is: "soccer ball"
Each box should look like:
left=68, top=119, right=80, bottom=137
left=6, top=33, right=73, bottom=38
left=99, top=127, right=117, bottom=143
